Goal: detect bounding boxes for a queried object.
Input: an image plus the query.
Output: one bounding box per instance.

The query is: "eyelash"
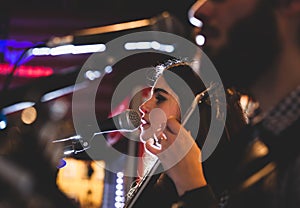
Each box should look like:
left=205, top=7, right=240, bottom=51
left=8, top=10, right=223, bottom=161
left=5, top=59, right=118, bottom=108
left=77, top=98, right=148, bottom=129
left=155, top=94, right=167, bottom=104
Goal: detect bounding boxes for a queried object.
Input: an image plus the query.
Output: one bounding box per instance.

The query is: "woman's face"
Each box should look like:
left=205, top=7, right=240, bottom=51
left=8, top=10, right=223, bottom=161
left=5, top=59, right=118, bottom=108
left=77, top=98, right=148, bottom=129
left=139, top=75, right=181, bottom=142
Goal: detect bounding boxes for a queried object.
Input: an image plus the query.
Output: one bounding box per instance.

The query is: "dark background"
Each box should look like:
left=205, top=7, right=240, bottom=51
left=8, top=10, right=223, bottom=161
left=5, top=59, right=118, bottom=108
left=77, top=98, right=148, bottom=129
left=0, top=0, right=196, bottom=113
left=2, top=0, right=195, bottom=44
left=0, top=1, right=199, bottom=206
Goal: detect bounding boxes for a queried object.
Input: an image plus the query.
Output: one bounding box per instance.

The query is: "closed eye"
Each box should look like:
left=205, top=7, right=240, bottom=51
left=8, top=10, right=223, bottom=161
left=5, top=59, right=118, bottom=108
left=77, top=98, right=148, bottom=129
left=155, top=94, right=167, bottom=104
left=153, top=88, right=169, bottom=104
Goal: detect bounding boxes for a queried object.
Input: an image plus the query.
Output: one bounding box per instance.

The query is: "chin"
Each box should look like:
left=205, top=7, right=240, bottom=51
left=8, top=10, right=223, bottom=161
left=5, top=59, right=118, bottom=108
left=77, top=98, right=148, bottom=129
left=139, top=133, right=148, bottom=143
left=139, top=127, right=155, bottom=143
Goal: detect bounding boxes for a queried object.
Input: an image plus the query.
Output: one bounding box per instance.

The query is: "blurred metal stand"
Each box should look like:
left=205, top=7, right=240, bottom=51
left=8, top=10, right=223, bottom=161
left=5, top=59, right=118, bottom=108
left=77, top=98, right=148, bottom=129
left=45, top=12, right=188, bottom=47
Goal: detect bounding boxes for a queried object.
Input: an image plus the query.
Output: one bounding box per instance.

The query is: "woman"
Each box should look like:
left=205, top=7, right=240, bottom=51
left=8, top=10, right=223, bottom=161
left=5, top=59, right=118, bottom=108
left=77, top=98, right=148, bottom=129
left=130, top=59, right=246, bottom=207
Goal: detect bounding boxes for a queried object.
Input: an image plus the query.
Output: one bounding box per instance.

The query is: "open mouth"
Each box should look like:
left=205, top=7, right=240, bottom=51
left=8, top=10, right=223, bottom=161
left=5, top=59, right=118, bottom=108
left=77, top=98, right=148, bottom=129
left=140, top=119, right=150, bottom=128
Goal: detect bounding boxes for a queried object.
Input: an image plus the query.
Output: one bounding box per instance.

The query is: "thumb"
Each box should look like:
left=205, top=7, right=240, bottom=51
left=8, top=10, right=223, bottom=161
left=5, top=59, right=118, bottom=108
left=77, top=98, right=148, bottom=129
left=144, top=138, right=162, bottom=155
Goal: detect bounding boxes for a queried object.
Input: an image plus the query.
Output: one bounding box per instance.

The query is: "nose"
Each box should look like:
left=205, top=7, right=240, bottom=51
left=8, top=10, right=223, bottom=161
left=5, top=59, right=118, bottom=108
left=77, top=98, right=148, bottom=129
left=188, top=0, right=213, bottom=27
left=139, top=98, right=153, bottom=115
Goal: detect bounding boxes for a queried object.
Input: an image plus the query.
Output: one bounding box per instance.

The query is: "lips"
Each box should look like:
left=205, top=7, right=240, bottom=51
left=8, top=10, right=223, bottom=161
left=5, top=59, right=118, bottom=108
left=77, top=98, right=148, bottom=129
left=140, top=118, right=150, bottom=128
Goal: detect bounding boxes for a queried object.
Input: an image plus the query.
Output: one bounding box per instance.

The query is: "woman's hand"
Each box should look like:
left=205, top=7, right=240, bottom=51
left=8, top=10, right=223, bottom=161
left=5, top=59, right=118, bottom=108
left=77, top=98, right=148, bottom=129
left=144, top=117, right=207, bottom=196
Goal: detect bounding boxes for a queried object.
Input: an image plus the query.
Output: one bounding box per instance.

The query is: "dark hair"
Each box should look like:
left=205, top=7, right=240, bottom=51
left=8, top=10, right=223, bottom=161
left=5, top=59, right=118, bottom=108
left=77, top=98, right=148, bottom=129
left=151, top=59, right=206, bottom=117
left=153, top=58, right=247, bottom=195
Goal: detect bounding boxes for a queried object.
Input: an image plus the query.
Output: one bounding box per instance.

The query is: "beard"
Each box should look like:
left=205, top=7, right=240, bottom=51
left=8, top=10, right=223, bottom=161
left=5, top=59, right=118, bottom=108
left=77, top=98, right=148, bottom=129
left=298, top=23, right=300, bottom=49
left=202, top=1, right=281, bottom=92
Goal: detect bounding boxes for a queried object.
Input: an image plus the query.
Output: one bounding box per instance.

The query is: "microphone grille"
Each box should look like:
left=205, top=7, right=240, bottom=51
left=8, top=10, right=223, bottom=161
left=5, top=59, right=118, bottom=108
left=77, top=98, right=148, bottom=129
left=127, top=109, right=141, bottom=129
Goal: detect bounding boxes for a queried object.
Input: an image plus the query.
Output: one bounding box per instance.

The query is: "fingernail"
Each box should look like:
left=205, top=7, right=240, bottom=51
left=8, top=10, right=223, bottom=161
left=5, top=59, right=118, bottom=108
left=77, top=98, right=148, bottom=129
left=147, top=138, right=155, bottom=145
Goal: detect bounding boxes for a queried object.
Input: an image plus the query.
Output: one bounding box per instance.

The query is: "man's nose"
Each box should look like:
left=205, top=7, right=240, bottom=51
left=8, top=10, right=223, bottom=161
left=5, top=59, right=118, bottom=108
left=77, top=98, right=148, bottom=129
left=189, top=0, right=213, bottom=27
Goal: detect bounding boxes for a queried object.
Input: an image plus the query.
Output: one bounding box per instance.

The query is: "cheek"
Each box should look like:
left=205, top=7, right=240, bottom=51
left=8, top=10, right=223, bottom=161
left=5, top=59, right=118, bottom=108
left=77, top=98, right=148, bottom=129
left=174, top=104, right=181, bottom=118
left=219, top=0, right=257, bottom=26
left=140, top=108, right=167, bottom=142
left=139, top=102, right=180, bottom=142
left=216, top=1, right=258, bottom=42
left=164, top=103, right=181, bottom=120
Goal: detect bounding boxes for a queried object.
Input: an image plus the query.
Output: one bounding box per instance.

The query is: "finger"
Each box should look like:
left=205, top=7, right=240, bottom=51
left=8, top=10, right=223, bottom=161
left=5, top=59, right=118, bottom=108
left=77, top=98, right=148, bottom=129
left=144, top=138, right=162, bottom=155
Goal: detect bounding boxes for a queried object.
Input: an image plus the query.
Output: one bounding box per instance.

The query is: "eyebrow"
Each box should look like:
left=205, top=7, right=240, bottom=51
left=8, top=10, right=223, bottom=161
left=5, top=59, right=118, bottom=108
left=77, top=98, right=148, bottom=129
left=153, top=88, right=169, bottom=95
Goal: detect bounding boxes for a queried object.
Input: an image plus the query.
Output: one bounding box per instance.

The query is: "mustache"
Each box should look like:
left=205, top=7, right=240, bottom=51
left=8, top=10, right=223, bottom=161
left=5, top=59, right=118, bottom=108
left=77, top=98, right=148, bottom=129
left=200, top=24, right=220, bottom=38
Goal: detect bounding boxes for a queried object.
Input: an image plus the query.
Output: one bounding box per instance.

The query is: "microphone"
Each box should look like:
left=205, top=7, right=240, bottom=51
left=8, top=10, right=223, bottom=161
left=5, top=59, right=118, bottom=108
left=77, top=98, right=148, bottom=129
left=53, top=109, right=141, bottom=155
left=98, top=109, right=141, bottom=133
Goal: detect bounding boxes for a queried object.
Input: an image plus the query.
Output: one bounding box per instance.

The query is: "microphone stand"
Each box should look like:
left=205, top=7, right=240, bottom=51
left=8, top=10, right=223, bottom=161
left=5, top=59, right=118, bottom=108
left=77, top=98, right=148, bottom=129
left=53, top=128, right=139, bottom=156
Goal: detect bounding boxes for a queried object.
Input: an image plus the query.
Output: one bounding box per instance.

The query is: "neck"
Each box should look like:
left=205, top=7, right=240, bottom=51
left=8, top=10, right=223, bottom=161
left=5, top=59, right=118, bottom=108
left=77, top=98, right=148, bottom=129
left=249, top=46, right=300, bottom=113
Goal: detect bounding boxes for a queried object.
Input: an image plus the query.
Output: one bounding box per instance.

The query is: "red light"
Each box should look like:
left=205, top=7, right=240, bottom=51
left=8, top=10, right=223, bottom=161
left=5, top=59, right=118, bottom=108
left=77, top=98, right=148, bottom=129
left=0, top=63, right=53, bottom=78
